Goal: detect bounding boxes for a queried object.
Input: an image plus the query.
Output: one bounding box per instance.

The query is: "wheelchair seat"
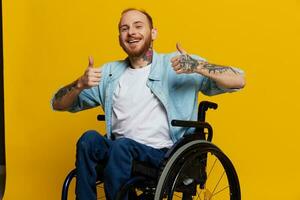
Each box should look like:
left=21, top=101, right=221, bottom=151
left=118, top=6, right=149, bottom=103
left=62, top=101, right=241, bottom=200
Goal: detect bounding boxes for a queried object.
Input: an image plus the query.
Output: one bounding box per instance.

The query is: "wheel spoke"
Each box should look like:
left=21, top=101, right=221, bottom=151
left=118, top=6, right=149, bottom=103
left=209, top=171, right=225, bottom=199
left=211, top=185, right=229, bottom=197
left=196, top=188, right=204, bottom=200
left=206, top=157, right=217, bottom=179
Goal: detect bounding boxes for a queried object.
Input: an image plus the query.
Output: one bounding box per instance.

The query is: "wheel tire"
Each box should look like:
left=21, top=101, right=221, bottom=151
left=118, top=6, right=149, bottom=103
left=154, top=140, right=240, bottom=200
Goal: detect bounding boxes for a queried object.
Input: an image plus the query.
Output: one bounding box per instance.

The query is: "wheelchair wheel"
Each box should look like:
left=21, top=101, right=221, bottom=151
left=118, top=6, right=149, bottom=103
left=62, top=170, right=146, bottom=200
left=61, top=169, right=108, bottom=200
left=154, top=140, right=240, bottom=200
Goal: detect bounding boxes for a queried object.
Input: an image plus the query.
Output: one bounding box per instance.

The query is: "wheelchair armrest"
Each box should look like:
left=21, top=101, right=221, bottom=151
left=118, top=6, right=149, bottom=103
left=171, top=120, right=213, bottom=142
left=171, top=120, right=212, bottom=129
left=200, top=101, right=218, bottom=110
left=198, top=101, right=218, bottom=122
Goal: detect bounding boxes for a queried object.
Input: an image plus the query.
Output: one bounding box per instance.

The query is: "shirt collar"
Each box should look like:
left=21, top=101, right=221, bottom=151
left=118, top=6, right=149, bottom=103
left=148, top=50, right=162, bottom=81
left=119, top=50, right=162, bottom=81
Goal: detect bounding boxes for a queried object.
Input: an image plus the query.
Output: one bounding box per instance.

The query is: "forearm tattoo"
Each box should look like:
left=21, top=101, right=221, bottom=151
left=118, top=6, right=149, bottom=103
left=54, top=85, right=74, bottom=101
left=202, top=63, right=241, bottom=74
left=178, top=53, right=241, bottom=75
left=179, top=54, right=199, bottom=72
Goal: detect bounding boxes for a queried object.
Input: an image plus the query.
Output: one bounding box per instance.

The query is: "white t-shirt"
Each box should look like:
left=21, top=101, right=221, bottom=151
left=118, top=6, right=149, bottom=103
left=112, top=64, right=173, bottom=149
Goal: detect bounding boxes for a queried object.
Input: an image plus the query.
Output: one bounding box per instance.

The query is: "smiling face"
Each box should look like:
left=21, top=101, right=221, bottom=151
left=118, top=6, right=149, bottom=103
left=118, top=10, right=157, bottom=57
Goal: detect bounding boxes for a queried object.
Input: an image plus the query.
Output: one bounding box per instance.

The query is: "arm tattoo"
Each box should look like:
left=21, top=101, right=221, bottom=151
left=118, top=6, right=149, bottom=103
left=54, top=84, right=75, bottom=101
left=202, top=63, right=241, bottom=74
left=179, top=54, right=199, bottom=72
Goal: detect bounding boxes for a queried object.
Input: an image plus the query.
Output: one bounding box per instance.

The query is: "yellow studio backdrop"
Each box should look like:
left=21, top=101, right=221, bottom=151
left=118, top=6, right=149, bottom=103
left=2, top=0, right=300, bottom=199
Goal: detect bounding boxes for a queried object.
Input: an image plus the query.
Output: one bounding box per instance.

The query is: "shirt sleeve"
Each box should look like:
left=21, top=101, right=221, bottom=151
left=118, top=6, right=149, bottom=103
left=67, top=86, right=102, bottom=113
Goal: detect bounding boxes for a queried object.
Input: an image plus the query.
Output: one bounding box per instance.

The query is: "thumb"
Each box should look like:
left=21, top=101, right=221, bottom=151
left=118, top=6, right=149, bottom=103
left=88, top=56, right=94, bottom=68
left=176, top=43, right=187, bottom=54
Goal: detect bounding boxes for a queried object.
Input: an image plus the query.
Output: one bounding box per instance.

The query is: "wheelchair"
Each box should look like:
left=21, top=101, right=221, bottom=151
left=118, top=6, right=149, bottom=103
left=62, top=101, right=241, bottom=200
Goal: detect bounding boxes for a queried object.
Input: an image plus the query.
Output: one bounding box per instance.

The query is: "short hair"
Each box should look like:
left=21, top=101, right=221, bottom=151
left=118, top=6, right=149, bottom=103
left=120, top=8, right=153, bottom=29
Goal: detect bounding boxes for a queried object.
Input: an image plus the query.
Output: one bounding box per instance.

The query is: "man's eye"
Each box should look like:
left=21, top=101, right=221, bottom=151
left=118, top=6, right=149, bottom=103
left=120, top=27, right=128, bottom=32
left=136, top=26, right=142, bottom=29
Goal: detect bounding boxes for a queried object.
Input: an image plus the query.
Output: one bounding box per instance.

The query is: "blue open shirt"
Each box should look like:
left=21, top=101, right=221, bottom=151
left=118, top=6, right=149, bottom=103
left=67, top=51, right=239, bottom=142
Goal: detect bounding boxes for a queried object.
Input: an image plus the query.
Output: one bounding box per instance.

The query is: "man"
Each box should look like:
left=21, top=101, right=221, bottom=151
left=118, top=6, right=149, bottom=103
left=52, top=8, right=245, bottom=200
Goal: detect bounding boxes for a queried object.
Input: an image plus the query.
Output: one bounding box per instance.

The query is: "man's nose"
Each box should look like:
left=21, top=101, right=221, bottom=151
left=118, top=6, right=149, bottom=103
left=128, top=27, right=137, bottom=36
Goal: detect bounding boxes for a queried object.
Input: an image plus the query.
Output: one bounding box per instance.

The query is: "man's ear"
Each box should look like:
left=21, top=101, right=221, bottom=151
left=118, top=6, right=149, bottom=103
left=151, top=28, right=158, bottom=41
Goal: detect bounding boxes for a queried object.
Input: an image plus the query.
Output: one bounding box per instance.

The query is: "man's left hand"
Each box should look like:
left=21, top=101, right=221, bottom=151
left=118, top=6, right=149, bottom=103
left=171, top=43, right=205, bottom=74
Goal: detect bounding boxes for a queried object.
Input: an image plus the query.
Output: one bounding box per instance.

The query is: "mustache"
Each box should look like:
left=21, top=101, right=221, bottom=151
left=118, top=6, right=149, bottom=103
left=126, top=37, right=142, bottom=41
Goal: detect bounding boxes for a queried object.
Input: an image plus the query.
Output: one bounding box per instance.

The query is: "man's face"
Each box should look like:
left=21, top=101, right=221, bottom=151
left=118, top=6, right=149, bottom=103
left=118, top=10, right=157, bottom=57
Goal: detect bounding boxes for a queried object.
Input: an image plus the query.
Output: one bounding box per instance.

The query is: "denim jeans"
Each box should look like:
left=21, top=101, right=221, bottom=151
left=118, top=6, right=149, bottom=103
left=75, top=130, right=167, bottom=200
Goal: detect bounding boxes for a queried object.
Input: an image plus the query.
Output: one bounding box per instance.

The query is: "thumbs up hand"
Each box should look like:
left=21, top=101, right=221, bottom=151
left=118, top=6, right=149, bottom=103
left=88, top=56, right=94, bottom=68
left=175, top=43, right=188, bottom=55
left=171, top=43, right=202, bottom=74
left=77, top=56, right=102, bottom=90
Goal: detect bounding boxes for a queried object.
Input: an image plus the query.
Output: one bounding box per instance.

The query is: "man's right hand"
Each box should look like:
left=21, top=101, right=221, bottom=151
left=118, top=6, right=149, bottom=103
left=76, top=56, right=102, bottom=90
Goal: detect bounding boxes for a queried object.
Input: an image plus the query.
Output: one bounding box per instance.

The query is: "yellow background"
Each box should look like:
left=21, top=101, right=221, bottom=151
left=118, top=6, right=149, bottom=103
left=2, top=0, right=300, bottom=199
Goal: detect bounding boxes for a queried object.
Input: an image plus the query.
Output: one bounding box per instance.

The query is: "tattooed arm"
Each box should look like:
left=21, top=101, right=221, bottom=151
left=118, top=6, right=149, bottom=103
left=171, top=44, right=245, bottom=89
left=195, top=61, right=245, bottom=89
left=52, top=80, right=83, bottom=111
left=52, top=56, right=102, bottom=111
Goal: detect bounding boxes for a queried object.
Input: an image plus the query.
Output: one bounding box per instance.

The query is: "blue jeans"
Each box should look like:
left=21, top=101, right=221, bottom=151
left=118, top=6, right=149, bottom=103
left=75, top=130, right=167, bottom=200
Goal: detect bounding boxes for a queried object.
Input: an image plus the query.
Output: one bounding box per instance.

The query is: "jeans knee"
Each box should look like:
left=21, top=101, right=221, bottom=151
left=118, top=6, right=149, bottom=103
left=76, top=130, right=100, bottom=151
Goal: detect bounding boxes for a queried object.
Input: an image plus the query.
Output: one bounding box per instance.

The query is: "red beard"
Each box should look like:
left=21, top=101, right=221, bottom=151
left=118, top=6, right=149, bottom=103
left=119, top=35, right=152, bottom=57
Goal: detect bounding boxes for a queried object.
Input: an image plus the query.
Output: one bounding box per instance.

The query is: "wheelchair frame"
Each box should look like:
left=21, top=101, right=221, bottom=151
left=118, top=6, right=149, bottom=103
left=62, top=101, right=241, bottom=200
